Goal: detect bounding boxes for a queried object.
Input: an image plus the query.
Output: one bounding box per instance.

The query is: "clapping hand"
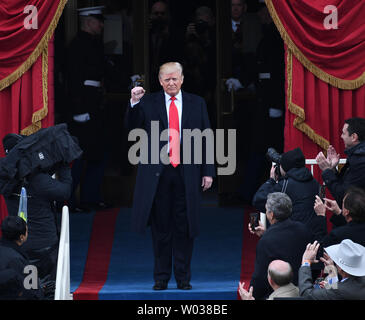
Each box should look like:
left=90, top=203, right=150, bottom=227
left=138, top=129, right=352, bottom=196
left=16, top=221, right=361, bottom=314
left=315, top=152, right=332, bottom=171
left=326, top=145, right=340, bottom=169
left=238, top=282, right=255, bottom=300
left=316, top=146, right=340, bottom=171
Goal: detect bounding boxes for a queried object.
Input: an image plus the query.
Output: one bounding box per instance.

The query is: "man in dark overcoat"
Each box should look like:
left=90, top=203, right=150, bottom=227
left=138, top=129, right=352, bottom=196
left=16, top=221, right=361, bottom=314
left=249, top=192, right=313, bottom=299
left=125, top=62, right=215, bottom=290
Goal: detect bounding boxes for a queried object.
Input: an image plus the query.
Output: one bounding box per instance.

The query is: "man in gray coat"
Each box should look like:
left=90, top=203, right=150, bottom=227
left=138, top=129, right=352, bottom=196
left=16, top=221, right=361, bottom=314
left=299, top=239, right=365, bottom=300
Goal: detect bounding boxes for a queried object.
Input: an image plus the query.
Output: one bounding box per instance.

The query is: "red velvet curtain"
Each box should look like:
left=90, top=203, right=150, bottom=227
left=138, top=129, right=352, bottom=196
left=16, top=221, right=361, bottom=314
left=267, top=0, right=365, bottom=167
left=284, top=47, right=365, bottom=182
left=0, top=0, right=66, bottom=223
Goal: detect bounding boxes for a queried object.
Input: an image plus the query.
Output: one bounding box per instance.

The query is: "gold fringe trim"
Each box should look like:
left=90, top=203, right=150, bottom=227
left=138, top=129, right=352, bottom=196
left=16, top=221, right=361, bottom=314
left=0, top=0, right=68, bottom=92
left=287, top=50, right=330, bottom=151
left=21, top=47, right=49, bottom=136
left=266, top=0, right=365, bottom=90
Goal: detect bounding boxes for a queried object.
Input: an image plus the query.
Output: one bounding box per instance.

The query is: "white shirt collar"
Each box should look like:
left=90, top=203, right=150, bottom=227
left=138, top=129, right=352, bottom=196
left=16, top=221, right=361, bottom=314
left=164, top=90, right=182, bottom=103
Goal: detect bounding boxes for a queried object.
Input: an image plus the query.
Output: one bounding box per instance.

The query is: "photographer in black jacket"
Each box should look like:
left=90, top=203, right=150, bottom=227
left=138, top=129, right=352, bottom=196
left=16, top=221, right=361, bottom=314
left=253, top=147, right=324, bottom=236
left=2, top=133, right=72, bottom=299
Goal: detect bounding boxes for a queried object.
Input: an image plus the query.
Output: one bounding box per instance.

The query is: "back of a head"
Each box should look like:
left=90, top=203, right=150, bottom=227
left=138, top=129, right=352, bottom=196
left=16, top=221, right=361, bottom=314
left=268, top=260, right=293, bottom=287
left=280, top=147, right=305, bottom=173
left=1, top=216, right=27, bottom=242
left=2, top=133, right=24, bottom=155
left=345, top=117, right=365, bottom=142
left=266, top=192, right=292, bottom=221
left=344, top=187, right=365, bottom=223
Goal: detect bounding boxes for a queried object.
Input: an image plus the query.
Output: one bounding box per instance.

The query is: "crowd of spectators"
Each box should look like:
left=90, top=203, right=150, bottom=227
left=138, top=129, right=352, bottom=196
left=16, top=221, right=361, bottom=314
left=246, top=118, right=365, bottom=300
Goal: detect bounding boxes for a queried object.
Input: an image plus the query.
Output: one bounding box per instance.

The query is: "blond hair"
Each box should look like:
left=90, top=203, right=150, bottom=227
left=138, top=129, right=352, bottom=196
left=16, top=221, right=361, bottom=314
left=159, top=62, right=184, bottom=79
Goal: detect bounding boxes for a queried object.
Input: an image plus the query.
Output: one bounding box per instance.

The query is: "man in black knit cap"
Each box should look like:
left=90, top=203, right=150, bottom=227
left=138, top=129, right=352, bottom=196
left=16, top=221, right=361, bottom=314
left=252, top=148, right=323, bottom=235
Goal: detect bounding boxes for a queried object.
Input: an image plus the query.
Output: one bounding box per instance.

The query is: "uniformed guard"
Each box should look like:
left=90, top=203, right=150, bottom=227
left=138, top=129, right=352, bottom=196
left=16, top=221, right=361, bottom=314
left=255, top=0, right=285, bottom=154
left=235, top=0, right=285, bottom=205
left=66, top=6, right=110, bottom=211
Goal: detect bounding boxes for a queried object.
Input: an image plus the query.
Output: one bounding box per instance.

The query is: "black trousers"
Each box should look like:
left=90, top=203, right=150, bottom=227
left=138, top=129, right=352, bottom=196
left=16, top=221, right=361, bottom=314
left=151, top=165, right=194, bottom=283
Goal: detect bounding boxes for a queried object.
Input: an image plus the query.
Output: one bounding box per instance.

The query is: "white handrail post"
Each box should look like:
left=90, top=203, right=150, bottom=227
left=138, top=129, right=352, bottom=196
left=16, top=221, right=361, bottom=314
left=55, top=205, right=71, bottom=300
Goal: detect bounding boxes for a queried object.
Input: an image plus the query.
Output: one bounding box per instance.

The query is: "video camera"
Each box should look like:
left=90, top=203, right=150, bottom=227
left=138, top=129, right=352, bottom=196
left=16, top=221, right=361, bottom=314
left=266, top=147, right=282, bottom=179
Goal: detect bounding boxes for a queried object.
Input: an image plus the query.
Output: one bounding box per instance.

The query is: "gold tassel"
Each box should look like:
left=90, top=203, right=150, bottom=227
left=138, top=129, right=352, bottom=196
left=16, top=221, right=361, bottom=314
left=21, top=46, right=49, bottom=136
left=286, top=50, right=330, bottom=151
left=0, top=0, right=68, bottom=91
left=2, top=0, right=68, bottom=135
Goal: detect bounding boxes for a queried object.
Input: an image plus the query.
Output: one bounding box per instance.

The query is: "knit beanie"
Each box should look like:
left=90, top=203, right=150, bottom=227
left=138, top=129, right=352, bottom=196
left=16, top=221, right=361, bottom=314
left=280, top=148, right=305, bottom=172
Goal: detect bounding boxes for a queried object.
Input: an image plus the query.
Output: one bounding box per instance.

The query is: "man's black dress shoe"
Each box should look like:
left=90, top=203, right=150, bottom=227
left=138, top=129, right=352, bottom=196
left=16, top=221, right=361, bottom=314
left=95, top=201, right=112, bottom=210
left=80, top=202, right=112, bottom=211
left=90, top=202, right=112, bottom=210
left=177, top=281, right=192, bottom=290
left=70, top=204, right=92, bottom=213
left=153, top=280, right=168, bottom=290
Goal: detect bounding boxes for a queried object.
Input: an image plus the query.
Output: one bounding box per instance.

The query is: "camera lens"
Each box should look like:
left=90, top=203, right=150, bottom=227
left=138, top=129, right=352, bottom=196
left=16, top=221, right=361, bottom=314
left=266, top=147, right=281, bottom=164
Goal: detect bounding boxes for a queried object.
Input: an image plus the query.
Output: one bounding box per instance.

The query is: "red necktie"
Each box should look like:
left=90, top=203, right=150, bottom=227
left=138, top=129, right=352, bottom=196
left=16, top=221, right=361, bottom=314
left=169, top=96, right=180, bottom=167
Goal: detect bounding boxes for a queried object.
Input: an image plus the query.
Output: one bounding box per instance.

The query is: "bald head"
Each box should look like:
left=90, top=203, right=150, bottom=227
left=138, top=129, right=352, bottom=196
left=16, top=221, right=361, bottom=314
left=268, top=260, right=293, bottom=287
left=269, top=260, right=291, bottom=272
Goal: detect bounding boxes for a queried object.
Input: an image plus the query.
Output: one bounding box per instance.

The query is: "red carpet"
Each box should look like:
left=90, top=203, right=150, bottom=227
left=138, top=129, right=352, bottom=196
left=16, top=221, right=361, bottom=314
left=73, top=205, right=259, bottom=300
left=238, top=206, right=259, bottom=297
left=73, top=208, right=119, bottom=300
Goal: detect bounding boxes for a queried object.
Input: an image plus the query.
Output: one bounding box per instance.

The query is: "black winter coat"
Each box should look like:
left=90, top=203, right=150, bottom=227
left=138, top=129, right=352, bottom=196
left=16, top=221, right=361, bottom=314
left=252, top=167, right=324, bottom=235
left=124, top=91, right=216, bottom=237
left=322, top=141, right=365, bottom=206
left=315, top=217, right=365, bottom=249
left=250, top=219, right=313, bottom=300
left=4, top=165, right=72, bottom=251
left=0, top=239, right=43, bottom=300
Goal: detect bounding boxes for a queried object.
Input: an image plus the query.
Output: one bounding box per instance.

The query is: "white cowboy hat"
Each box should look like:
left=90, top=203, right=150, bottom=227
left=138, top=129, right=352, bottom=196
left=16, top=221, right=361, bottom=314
left=325, top=239, right=365, bottom=277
